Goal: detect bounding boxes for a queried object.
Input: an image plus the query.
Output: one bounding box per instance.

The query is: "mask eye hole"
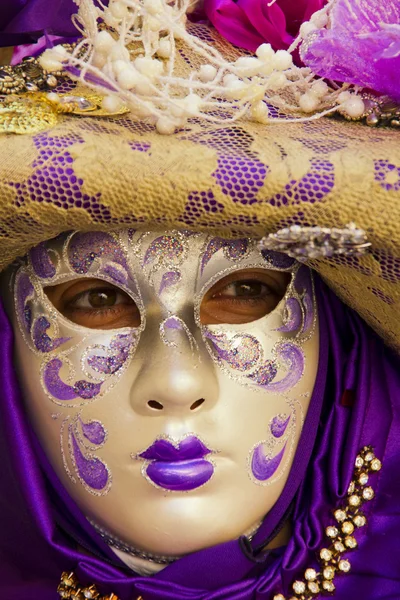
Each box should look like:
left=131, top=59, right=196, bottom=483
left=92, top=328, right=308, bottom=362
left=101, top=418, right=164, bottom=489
left=199, top=268, right=290, bottom=325
left=44, top=278, right=141, bottom=330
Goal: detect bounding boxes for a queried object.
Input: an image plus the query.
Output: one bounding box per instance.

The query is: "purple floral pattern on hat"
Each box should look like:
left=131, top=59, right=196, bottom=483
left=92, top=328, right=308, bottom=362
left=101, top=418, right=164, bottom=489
left=374, top=160, right=400, bottom=192
left=265, top=158, right=334, bottom=207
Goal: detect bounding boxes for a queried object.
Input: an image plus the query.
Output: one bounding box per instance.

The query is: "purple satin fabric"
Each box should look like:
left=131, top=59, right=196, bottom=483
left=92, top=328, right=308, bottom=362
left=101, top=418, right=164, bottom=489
left=0, top=278, right=400, bottom=599
left=0, top=0, right=80, bottom=46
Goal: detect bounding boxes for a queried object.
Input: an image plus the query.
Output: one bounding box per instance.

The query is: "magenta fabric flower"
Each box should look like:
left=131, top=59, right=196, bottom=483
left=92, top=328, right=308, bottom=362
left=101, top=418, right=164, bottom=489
left=204, top=0, right=326, bottom=52
left=300, top=0, right=400, bottom=101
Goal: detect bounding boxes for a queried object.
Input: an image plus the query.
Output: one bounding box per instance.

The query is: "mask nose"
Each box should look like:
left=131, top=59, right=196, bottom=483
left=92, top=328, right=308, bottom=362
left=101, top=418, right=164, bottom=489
left=147, top=398, right=206, bottom=412
left=129, top=315, right=218, bottom=416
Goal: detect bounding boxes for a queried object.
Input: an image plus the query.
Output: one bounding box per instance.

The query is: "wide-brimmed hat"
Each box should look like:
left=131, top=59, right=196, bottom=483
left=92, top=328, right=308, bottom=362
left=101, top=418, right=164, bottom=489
left=0, top=2, right=399, bottom=351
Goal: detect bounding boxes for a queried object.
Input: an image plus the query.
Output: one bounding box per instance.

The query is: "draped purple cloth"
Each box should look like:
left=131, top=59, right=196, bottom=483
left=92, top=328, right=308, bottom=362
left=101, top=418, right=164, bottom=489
left=0, top=278, right=400, bottom=599
left=0, top=0, right=79, bottom=46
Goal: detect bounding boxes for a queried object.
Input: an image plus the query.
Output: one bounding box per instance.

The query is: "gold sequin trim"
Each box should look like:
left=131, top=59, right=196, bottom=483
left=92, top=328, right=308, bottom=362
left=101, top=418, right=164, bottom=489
left=58, top=446, right=381, bottom=600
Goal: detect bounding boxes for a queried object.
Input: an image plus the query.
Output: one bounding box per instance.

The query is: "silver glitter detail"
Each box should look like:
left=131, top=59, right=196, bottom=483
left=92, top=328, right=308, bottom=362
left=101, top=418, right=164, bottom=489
left=89, top=519, right=180, bottom=564
left=72, top=412, right=108, bottom=452
left=67, top=421, right=112, bottom=497
left=159, top=315, right=199, bottom=354
left=89, top=512, right=262, bottom=565
left=246, top=397, right=301, bottom=487
left=60, top=416, right=77, bottom=485
left=257, top=223, right=371, bottom=262
left=194, top=258, right=316, bottom=393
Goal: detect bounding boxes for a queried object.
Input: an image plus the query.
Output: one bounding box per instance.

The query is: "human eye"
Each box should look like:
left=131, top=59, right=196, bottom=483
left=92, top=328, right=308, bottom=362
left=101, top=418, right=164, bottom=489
left=45, top=279, right=141, bottom=329
left=214, top=280, right=272, bottom=299
left=199, top=269, right=289, bottom=325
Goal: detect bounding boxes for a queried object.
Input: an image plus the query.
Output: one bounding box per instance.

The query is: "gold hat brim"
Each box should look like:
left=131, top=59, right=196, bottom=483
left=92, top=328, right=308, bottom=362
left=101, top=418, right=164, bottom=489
left=0, top=26, right=399, bottom=351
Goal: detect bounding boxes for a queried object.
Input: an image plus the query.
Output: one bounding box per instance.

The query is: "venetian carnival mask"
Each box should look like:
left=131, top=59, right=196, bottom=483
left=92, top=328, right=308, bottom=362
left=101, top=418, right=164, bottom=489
left=6, top=229, right=319, bottom=559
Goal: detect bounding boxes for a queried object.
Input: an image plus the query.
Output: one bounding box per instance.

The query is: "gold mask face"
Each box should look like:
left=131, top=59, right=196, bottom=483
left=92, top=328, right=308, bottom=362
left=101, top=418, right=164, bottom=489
left=7, top=229, right=319, bottom=557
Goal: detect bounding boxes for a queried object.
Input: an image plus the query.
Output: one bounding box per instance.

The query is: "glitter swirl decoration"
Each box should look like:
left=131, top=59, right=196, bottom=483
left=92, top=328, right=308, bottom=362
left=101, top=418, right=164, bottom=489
left=160, top=316, right=199, bottom=352
left=277, top=266, right=315, bottom=339
left=29, top=242, right=57, bottom=279
left=204, top=330, right=263, bottom=372
left=13, top=233, right=144, bottom=498
left=251, top=442, right=287, bottom=481
left=204, top=332, right=305, bottom=392
left=140, top=232, right=189, bottom=296
left=159, top=270, right=182, bottom=295
left=143, top=234, right=186, bottom=268
left=67, top=231, right=131, bottom=286
left=250, top=343, right=305, bottom=393
left=200, top=237, right=249, bottom=274
left=85, top=333, right=137, bottom=377
left=61, top=414, right=111, bottom=496
left=250, top=411, right=294, bottom=484
left=32, top=316, right=71, bottom=353
left=15, top=271, right=35, bottom=336
left=43, top=358, right=103, bottom=401
left=200, top=256, right=315, bottom=394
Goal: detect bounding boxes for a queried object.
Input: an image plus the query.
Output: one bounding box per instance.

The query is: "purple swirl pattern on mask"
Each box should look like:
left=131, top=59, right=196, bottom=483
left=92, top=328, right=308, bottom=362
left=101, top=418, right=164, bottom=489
left=250, top=343, right=304, bottom=393
left=159, top=270, right=181, bottom=295
left=205, top=330, right=262, bottom=372
left=270, top=414, right=291, bottom=438
left=277, top=297, right=302, bottom=334
left=43, top=359, right=102, bottom=401
left=16, top=272, right=34, bottom=333
left=71, top=432, right=109, bottom=491
left=143, top=235, right=185, bottom=267
left=160, top=316, right=198, bottom=351
left=68, top=232, right=129, bottom=277
left=224, top=238, right=249, bottom=261
left=87, top=334, right=133, bottom=376
left=261, top=249, right=296, bottom=270
left=32, top=317, right=70, bottom=353
left=164, top=316, right=183, bottom=330
left=80, top=418, right=106, bottom=445
left=100, top=264, right=128, bottom=286
left=294, top=267, right=314, bottom=334
left=251, top=443, right=286, bottom=481
left=201, top=237, right=249, bottom=274
left=247, top=360, right=278, bottom=386
left=29, top=243, right=57, bottom=279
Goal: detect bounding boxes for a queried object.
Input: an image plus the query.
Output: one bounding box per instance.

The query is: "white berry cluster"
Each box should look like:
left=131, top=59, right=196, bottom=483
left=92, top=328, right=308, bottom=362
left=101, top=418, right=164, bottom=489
left=39, top=0, right=365, bottom=133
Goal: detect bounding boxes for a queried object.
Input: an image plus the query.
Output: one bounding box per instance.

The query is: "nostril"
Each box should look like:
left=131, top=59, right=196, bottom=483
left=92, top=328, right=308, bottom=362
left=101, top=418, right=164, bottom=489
left=148, top=400, right=164, bottom=411
left=190, top=398, right=205, bottom=411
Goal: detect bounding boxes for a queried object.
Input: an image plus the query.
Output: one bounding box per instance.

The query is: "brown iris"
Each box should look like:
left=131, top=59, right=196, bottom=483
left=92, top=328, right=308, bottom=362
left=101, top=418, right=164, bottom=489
left=45, top=268, right=289, bottom=329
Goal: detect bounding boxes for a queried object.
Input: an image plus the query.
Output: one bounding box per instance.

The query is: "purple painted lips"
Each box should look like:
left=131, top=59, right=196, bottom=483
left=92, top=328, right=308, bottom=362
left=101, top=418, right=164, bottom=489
left=137, top=436, right=214, bottom=491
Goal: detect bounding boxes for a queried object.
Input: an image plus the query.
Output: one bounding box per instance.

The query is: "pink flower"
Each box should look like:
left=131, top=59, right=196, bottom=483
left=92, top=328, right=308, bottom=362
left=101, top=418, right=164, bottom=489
left=204, top=0, right=326, bottom=53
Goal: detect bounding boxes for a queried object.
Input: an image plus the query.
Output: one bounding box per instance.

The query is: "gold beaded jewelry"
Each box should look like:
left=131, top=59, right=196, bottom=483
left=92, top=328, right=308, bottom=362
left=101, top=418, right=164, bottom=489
left=57, top=571, right=122, bottom=599
left=273, top=445, right=381, bottom=600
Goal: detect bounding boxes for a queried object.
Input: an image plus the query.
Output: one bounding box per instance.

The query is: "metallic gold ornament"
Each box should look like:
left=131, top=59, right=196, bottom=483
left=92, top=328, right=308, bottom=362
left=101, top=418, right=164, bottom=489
left=0, top=91, right=128, bottom=135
